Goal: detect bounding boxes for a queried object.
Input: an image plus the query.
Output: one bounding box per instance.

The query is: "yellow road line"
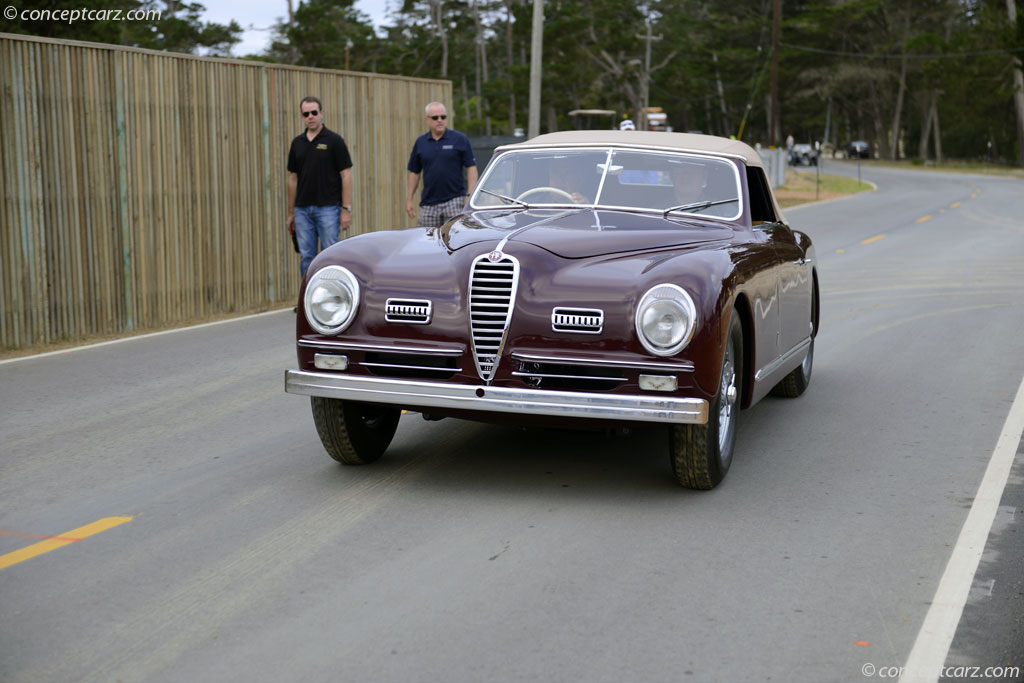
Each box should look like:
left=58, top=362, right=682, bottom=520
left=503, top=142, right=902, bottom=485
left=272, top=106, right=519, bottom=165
left=861, top=234, right=885, bottom=245
left=950, top=202, right=961, bottom=208
left=916, top=215, right=932, bottom=223
left=836, top=248, right=846, bottom=254
left=0, top=517, right=133, bottom=571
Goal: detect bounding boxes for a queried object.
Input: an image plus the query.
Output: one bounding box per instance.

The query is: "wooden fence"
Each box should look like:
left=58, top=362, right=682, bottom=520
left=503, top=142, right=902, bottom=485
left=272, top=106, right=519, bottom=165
left=0, top=33, right=451, bottom=351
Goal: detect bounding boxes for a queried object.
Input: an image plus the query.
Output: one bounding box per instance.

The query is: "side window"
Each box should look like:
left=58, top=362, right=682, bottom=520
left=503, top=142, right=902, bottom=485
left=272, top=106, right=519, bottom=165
left=746, top=167, right=778, bottom=224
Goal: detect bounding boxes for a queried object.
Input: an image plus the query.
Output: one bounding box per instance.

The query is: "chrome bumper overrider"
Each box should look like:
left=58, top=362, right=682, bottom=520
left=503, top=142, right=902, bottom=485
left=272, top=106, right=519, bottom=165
left=284, top=370, right=708, bottom=425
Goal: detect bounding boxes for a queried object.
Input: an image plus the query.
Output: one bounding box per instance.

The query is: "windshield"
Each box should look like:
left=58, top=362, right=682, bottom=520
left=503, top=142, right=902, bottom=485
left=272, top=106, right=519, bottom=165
left=471, top=148, right=742, bottom=220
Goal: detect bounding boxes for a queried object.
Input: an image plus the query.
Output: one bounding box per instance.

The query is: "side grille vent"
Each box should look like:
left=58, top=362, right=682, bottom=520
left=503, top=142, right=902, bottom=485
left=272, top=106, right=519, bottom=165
left=551, top=307, right=604, bottom=334
left=363, top=352, right=458, bottom=380
left=469, top=254, right=519, bottom=381
left=513, top=360, right=625, bottom=391
left=385, top=298, right=432, bottom=324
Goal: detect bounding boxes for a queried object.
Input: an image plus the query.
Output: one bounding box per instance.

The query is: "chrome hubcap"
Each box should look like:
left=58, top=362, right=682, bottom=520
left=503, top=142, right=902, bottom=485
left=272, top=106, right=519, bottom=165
left=718, top=343, right=737, bottom=452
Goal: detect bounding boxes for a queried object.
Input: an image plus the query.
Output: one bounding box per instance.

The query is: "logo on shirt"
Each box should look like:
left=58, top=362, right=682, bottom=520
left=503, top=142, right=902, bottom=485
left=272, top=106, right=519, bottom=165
left=316, top=143, right=328, bottom=150
left=443, top=144, right=454, bottom=150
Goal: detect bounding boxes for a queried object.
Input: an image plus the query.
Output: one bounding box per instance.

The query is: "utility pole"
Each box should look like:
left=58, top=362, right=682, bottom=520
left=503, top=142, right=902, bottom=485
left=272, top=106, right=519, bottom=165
left=769, top=0, right=780, bottom=146
left=823, top=96, right=832, bottom=148
left=505, top=0, right=516, bottom=135
left=1008, top=0, right=1024, bottom=164
left=634, top=21, right=662, bottom=131
left=528, top=0, right=543, bottom=138
left=286, top=0, right=297, bottom=64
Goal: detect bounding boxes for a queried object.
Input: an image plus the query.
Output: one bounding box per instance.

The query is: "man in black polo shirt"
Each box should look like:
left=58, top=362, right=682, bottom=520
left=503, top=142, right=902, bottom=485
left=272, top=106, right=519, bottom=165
left=286, top=96, right=353, bottom=277
left=405, top=101, right=477, bottom=227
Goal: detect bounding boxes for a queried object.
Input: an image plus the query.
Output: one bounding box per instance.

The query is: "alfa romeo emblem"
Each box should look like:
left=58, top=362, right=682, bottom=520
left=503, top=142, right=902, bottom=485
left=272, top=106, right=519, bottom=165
left=487, top=250, right=503, bottom=262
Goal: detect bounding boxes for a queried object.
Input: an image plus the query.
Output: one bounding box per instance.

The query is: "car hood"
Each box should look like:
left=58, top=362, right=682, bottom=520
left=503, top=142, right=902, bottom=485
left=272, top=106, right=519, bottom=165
left=442, top=208, right=734, bottom=259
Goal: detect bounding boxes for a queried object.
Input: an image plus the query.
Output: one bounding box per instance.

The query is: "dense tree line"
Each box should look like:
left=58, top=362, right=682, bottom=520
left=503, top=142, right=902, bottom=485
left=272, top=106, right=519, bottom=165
left=4, top=0, right=1023, bottom=163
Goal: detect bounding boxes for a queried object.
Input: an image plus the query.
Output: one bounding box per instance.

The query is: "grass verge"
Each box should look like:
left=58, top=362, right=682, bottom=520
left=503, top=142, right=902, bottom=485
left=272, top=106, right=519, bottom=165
left=773, top=168, right=873, bottom=208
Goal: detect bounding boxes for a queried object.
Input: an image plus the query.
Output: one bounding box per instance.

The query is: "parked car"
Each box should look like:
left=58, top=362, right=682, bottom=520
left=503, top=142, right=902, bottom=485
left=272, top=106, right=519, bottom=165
left=790, top=143, right=818, bottom=166
left=285, top=131, right=820, bottom=490
left=845, top=140, right=871, bottom=159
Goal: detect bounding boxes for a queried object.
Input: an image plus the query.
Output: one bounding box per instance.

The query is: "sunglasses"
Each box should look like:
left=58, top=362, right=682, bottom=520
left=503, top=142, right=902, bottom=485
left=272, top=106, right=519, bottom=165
left=301, top=110, right=319, bottom=117
left=429, top=114, right=447, bottom=121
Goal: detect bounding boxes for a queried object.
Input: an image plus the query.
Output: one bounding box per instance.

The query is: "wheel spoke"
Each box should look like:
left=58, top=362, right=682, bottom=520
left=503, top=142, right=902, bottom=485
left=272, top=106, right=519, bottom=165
left=718, top=344, right=737, bottom=452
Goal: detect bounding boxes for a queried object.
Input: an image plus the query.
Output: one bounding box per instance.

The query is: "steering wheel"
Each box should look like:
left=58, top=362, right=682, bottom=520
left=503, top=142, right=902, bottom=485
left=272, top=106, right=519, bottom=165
left=515, top=186, right=575, bottom=203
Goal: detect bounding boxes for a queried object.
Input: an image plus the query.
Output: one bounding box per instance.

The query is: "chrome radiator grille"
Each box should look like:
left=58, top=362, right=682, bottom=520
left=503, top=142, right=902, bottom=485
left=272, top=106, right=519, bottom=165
left=469, top=254, right=519, bottom=381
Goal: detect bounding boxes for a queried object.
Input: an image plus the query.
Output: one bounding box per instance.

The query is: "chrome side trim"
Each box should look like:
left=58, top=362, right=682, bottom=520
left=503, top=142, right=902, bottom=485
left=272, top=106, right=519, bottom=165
left=285, top=370, right=708, bottom=425
left=511, top=352, right=695, bottom=373
left=754, top=336, right=812, bottom=382
left=298, top=339, right=465, bottom=356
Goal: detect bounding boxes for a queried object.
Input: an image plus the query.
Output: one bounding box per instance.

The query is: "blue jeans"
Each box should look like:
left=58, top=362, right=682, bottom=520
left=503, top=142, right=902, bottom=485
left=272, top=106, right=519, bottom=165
left=294, top=204, right=341, bottom=276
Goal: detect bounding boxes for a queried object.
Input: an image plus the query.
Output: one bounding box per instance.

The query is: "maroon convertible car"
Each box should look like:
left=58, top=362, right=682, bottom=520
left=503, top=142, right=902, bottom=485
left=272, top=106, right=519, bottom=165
left=285, top=131, right=819, bottom=489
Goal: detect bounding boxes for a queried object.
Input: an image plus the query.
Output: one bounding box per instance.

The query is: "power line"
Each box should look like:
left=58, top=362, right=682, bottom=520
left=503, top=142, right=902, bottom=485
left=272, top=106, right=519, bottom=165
left=780, top=42, right=1024, bottom=60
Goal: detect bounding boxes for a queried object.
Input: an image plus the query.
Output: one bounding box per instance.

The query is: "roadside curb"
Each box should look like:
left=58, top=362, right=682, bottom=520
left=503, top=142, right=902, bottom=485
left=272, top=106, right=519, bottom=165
left=0, top=307, right=294, bottom=365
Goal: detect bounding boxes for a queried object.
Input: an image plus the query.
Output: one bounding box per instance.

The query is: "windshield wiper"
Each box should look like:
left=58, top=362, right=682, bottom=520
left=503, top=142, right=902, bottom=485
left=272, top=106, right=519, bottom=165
left=478, top=188, right=530, bottom=209
left=663, top=197, right=739, bottom=217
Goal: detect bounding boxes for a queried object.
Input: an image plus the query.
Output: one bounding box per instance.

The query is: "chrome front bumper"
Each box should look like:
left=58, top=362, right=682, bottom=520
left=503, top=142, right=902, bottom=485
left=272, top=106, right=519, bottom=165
left=285, top=370, right=708, bottom=425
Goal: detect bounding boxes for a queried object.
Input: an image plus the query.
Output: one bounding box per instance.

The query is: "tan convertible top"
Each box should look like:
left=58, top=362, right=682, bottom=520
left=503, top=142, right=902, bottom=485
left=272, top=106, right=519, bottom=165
left=496, top=130, right=765, bottom=167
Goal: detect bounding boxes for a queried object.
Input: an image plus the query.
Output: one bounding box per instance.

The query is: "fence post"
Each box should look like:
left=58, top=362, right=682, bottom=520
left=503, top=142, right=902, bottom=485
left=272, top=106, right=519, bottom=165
left=113, top=52, right=135, bottom=332
left=260, top=67, right=275, bottom=303
left=756, top=147, right=787, bottom=188
left=10, top=42, right=32, bottom=346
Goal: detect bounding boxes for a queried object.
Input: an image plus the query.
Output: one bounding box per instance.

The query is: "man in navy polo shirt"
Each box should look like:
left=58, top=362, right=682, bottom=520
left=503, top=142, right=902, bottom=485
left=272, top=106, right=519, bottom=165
left=405, top=102, right=477, bottom=227
left=287, top=96, right=353, bottom=278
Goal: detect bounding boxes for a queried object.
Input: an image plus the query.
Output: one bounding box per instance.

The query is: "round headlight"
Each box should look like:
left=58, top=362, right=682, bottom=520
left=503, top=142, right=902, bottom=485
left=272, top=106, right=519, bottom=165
left=635, top=284, right=698, bottom=356
left=304, top=265, right=360, bottom=335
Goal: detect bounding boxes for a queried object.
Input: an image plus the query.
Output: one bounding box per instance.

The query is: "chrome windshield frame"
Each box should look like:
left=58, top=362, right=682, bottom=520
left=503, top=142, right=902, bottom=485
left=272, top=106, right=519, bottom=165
left=469, top=146, right=744, bottom=221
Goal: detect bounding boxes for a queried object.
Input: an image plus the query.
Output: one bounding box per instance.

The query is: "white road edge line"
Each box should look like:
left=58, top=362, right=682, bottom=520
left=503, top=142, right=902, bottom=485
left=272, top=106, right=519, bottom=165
left=0, top=307, right=293, bottom=366
left=899, top=374, right=1024, bottom=683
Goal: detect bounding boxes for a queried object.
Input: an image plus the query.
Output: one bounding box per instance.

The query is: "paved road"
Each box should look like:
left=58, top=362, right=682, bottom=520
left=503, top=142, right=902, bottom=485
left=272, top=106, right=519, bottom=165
left=1, top=164, right=1022, bottom=683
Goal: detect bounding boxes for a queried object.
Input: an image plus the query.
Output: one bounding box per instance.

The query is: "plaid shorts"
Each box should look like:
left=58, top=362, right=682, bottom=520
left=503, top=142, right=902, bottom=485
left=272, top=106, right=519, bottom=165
left=418, top=195, right=466, bottom=227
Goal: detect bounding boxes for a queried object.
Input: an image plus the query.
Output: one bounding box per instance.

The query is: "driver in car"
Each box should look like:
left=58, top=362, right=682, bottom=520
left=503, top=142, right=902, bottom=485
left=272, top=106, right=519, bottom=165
left=667, top=160, right=709, bottom=207
left=547, top=158, right=591, bottom=204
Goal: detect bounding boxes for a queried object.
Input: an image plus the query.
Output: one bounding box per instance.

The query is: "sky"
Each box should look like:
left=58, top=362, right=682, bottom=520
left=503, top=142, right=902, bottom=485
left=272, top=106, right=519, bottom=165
left=198, top=0, right=396, bottom=57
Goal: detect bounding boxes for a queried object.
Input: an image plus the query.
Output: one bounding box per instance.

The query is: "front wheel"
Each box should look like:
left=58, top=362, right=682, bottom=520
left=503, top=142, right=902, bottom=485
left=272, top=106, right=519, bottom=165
left=311, top=398, right=400, bottom=465
left=669, top=312, right=743, bottom=490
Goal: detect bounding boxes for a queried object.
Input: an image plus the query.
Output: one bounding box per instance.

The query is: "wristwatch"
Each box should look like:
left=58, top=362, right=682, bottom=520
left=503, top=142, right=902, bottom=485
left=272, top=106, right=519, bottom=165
left=342, top=205, right=352, bottom=212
